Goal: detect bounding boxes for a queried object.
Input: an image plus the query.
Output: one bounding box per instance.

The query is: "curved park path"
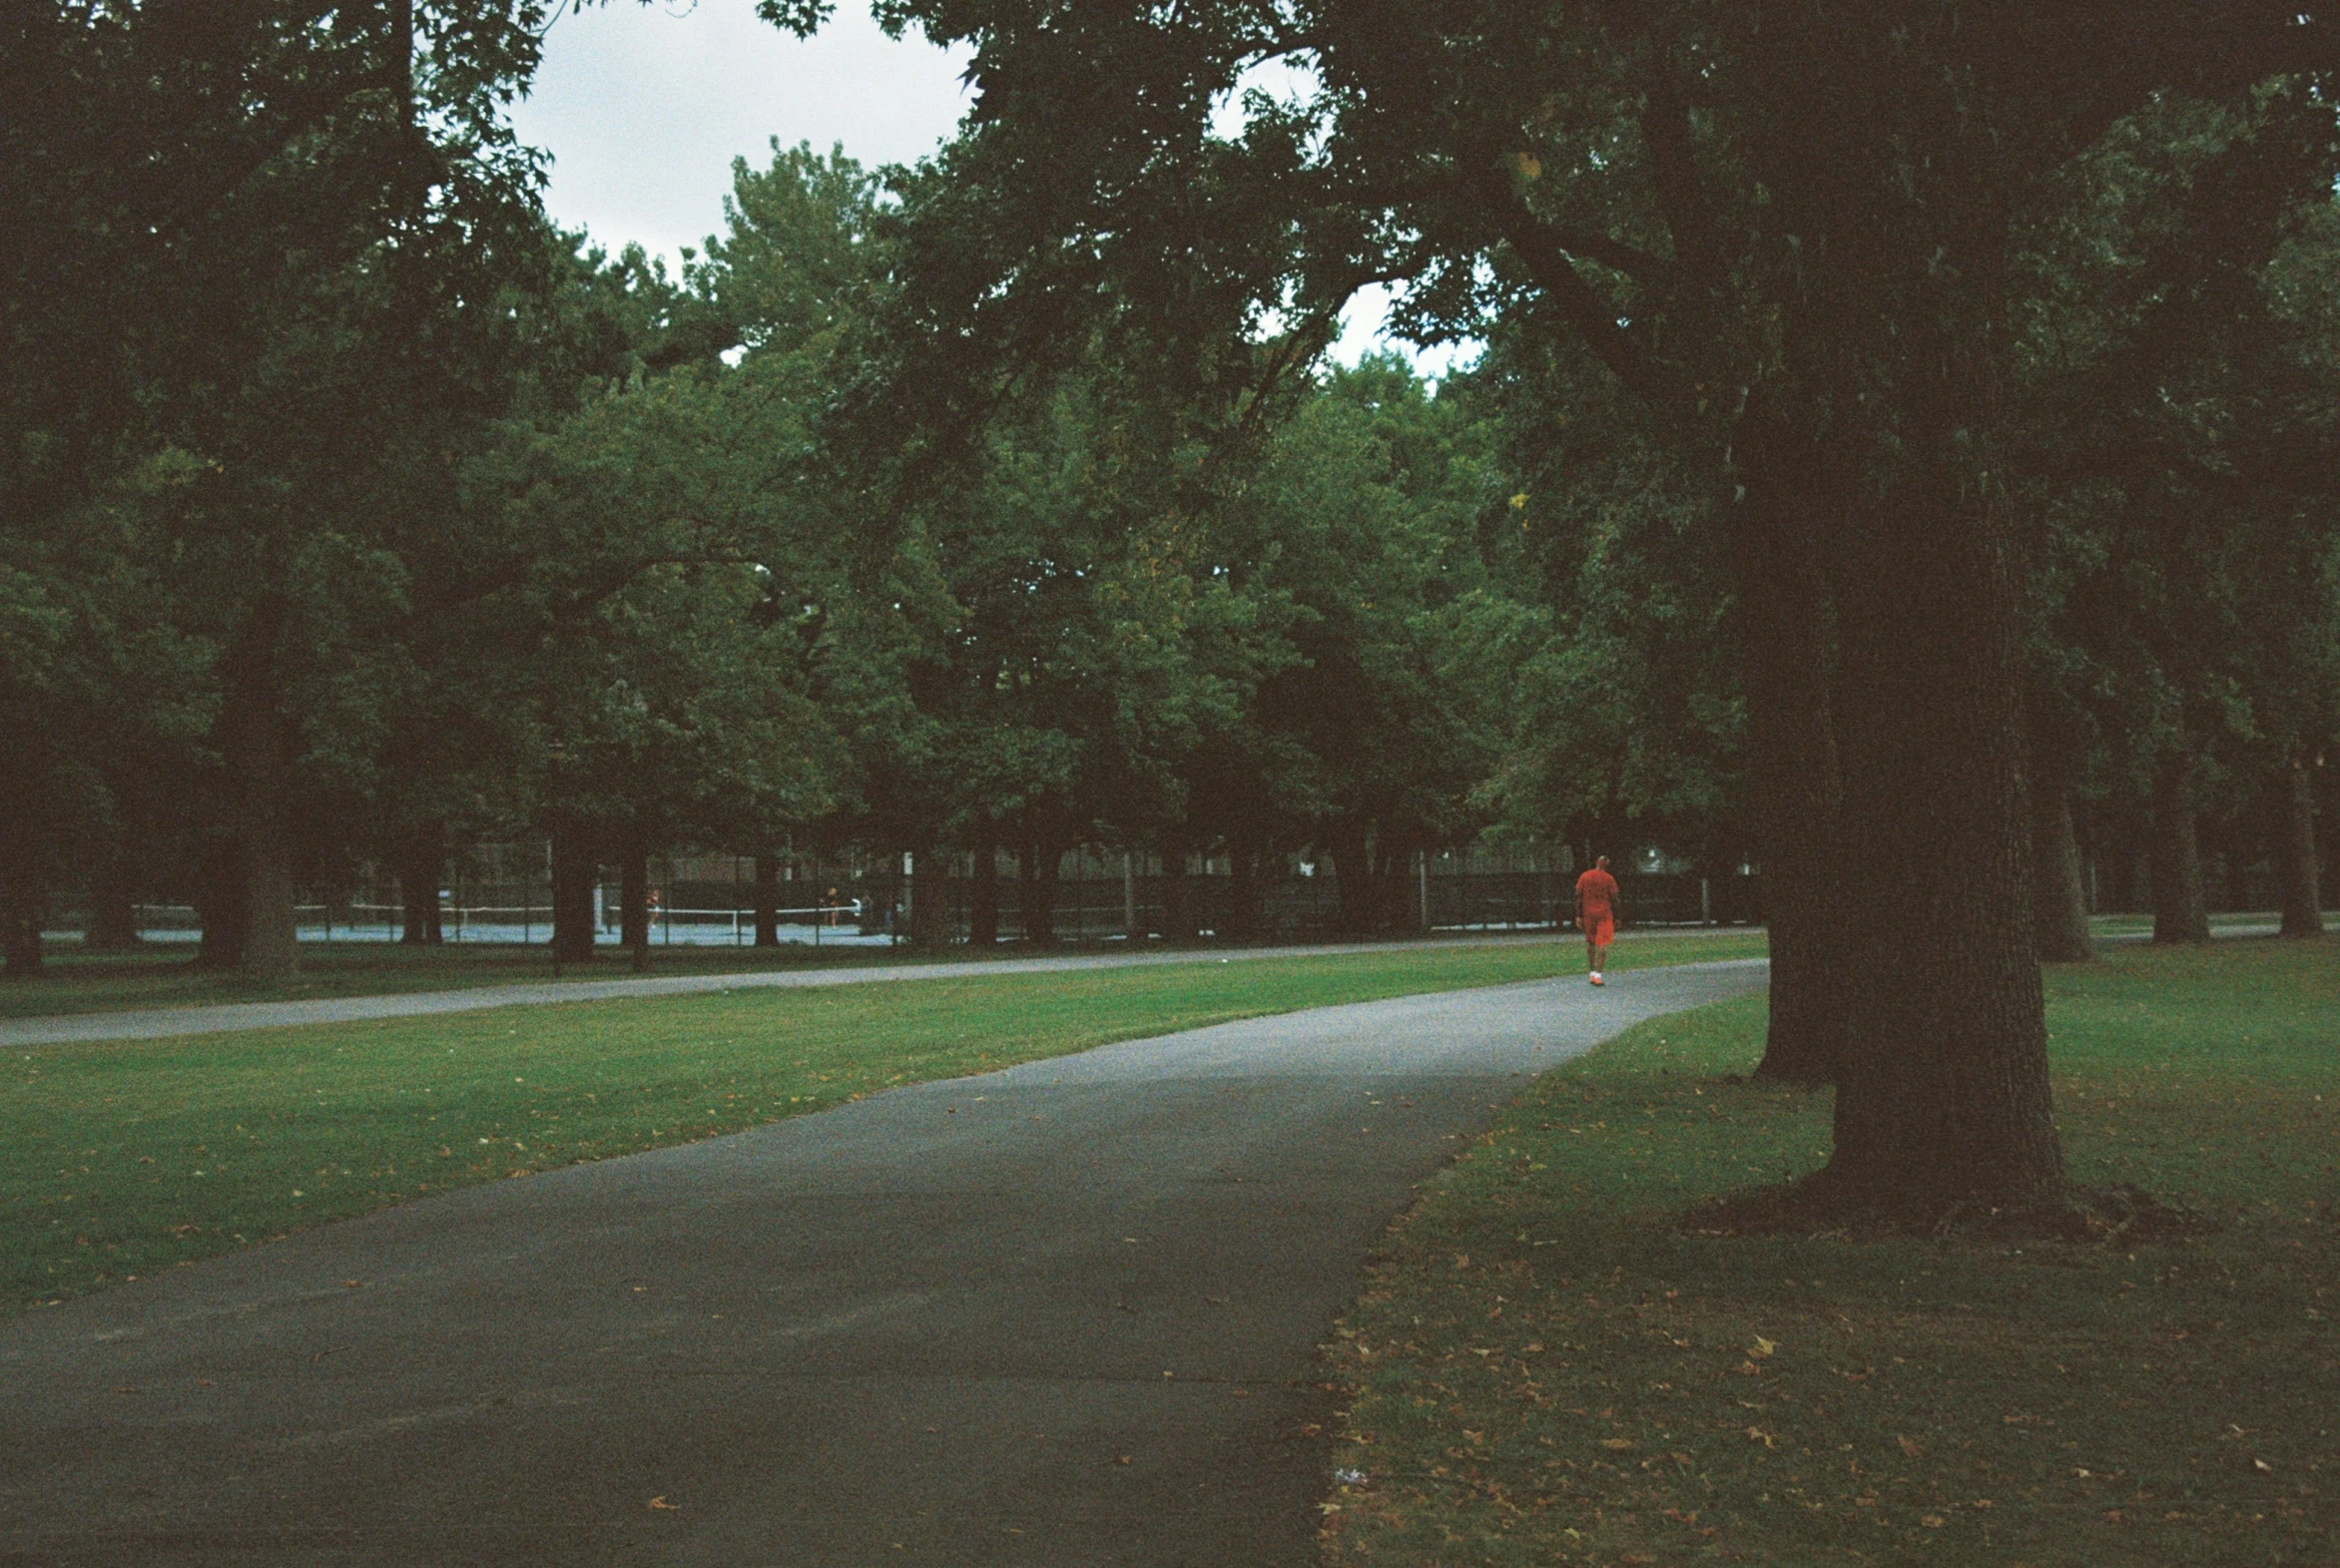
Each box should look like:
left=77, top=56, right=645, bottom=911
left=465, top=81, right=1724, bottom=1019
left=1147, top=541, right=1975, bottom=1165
left=0, top=918, right=2251, bottom=1052
left=0, top=927, right=1751, bottom=1049
left=0, top=958, right=1767, bottom=1567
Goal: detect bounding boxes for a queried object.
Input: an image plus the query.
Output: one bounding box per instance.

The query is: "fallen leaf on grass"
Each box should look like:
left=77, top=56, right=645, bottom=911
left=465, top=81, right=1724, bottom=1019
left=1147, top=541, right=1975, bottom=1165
left=646, top=1496, right=680, bottom=1511
left=1748, top=1335, right=1777, bottom=1358
left=1601, top=1437, right=1637, bottom=1450
left=1899, top=1435, right=1924, bottom=1457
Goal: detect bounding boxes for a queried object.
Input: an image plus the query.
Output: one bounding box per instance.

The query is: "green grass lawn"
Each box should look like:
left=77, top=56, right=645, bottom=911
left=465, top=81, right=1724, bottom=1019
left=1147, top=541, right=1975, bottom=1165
left=0, top=927, right=1725, bottom=1021
left=1321, top=939, right=2339, bottom=1568
left=3, top=931, right=1763, bottom=1313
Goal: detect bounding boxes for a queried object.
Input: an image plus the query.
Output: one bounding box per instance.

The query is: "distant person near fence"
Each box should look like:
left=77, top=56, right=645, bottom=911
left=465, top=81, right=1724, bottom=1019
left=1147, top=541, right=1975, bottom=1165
left=1575, top=855, right=1618, bottom=986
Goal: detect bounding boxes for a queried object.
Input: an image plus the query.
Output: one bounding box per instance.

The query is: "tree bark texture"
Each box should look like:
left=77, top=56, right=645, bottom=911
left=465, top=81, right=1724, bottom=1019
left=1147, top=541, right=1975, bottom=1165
left=2276, top=757, right=2326, bottom=938
left=621, top=826, right=651, bottom=971
left=2150, top=744, right=2211, bottom=944
left=754, top=855, right=781, bottom=946
left=906, top=848, right=949, bottom=950
left=1729, top=416, right=1852, bottom=1086
left=549, top=820, right=597, bottom=964
left=2029, top=782, right=2093, bottom=963
left=1814, top=469, right=2064, bottom=1214
left=1687, top=0, right=2072, bottom=1218
left=225, top=630, right=299, bottom=979
left=194, top=835, right=249, bottom=970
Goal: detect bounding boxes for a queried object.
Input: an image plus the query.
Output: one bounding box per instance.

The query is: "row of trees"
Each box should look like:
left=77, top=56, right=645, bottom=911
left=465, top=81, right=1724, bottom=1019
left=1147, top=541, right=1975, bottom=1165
left=799, top=0, right=2340, bottom=1218
left=8, top=3, right=2339, bottom=1221
left=0, top=0, right=1530, bottom=976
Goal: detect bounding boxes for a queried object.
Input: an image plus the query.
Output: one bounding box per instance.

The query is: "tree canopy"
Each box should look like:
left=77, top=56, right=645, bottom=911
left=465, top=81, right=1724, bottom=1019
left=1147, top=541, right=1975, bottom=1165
left=7, top=1, right=2338, bottom=1226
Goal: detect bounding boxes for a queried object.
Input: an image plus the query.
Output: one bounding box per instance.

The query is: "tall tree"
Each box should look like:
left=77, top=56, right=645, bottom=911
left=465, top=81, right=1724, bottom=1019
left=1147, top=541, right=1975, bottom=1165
left=818, top=0, right=2340, bottom=1217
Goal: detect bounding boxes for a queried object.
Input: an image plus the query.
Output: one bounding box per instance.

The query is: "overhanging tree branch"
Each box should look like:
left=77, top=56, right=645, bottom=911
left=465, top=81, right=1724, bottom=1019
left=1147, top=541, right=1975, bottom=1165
left=1470, top=163, right=1678, bottom=413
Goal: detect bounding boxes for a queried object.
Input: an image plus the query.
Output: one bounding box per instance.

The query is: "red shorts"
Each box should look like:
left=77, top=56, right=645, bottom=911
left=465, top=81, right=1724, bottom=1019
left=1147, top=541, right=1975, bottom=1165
left=1584, top=912, right=1614, bottom=945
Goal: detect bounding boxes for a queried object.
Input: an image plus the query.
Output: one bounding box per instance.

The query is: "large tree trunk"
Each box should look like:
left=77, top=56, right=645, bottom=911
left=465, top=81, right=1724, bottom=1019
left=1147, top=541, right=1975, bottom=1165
left=753, top=854, right=781, bottom=946
left=1813, top=464, right=2064, bottom=1216
left=549, top=818, right=597, bottom=965
left=398, top=829, right=445, bottom=945
left=1670, top=0, right=2072, bottom=1222
left=2150, top=743, right=2211, bottom=944
left=1729, top=414, right=1853, bottom=1086
left=224, top=638, right=299, bottom=980
left=2030, top=782, right=2093, bottom=963
left=968, top=830, right=1000, bottom=946
left=194, top=834, right=249, bottom=970
left=906, top=847, right=949, bottom=950
left=621, top=825, right=651, bottom=971
left=2276, top=756, right=2325, bottom=939
left=2024, top=677, right=2093, bottom=964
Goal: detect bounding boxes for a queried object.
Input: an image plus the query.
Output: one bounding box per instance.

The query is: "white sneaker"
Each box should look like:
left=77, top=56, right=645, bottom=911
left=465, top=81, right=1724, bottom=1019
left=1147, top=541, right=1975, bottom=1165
left=1589, top=971, right=1604, bottom=986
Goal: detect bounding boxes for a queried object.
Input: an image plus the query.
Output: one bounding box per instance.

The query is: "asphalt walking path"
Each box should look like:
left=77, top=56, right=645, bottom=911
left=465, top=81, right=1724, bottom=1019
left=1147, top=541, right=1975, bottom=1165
left=0, top=957, right=1769, bottom=1567
left=0, top=928, right=1753, bottom=1049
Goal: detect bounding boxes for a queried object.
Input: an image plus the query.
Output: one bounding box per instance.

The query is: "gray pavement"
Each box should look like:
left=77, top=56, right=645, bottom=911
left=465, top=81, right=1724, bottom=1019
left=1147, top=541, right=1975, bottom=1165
left=0, top=957, right=1768, bottom=1567
left=0, top=928, right=1752, bottom=1050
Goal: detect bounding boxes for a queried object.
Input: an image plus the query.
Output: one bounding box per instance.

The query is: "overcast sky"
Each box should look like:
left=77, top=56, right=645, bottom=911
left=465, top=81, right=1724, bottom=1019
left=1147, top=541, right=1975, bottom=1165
left=508, top=0, right=1462, bottom=371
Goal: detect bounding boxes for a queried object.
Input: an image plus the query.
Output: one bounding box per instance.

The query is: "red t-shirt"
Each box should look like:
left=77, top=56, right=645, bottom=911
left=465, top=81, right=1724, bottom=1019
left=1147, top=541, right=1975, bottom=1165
left=1575, top=867, right=1617, bottom=916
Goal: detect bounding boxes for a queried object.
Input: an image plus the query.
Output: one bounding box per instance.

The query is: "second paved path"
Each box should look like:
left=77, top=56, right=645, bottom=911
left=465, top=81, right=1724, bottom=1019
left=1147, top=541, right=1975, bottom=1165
left=0, top=929, right=1749, bottom=1048
left=0, top=959, right=1767, bottom=1567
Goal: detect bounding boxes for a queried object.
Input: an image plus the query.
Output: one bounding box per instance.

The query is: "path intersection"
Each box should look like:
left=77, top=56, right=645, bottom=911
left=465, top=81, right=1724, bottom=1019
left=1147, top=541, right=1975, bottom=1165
left=0, top=958, right=1767, bottom=1566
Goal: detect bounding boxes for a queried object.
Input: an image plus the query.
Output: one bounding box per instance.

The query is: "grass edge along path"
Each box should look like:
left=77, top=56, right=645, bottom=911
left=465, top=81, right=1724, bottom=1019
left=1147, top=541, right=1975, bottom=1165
left=5, top=933, right=1764, bottom=1314
left=0, top=928, right=1741, bottom=1025
left=0, top=941, right=931, bottom=1022
left=1318, top=939, right=2339, bottom=1568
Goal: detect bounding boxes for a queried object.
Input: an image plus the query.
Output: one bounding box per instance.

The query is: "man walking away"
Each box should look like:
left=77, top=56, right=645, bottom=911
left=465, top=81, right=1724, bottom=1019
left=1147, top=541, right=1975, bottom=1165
left=1575, top=854, right=1619, bottom=986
